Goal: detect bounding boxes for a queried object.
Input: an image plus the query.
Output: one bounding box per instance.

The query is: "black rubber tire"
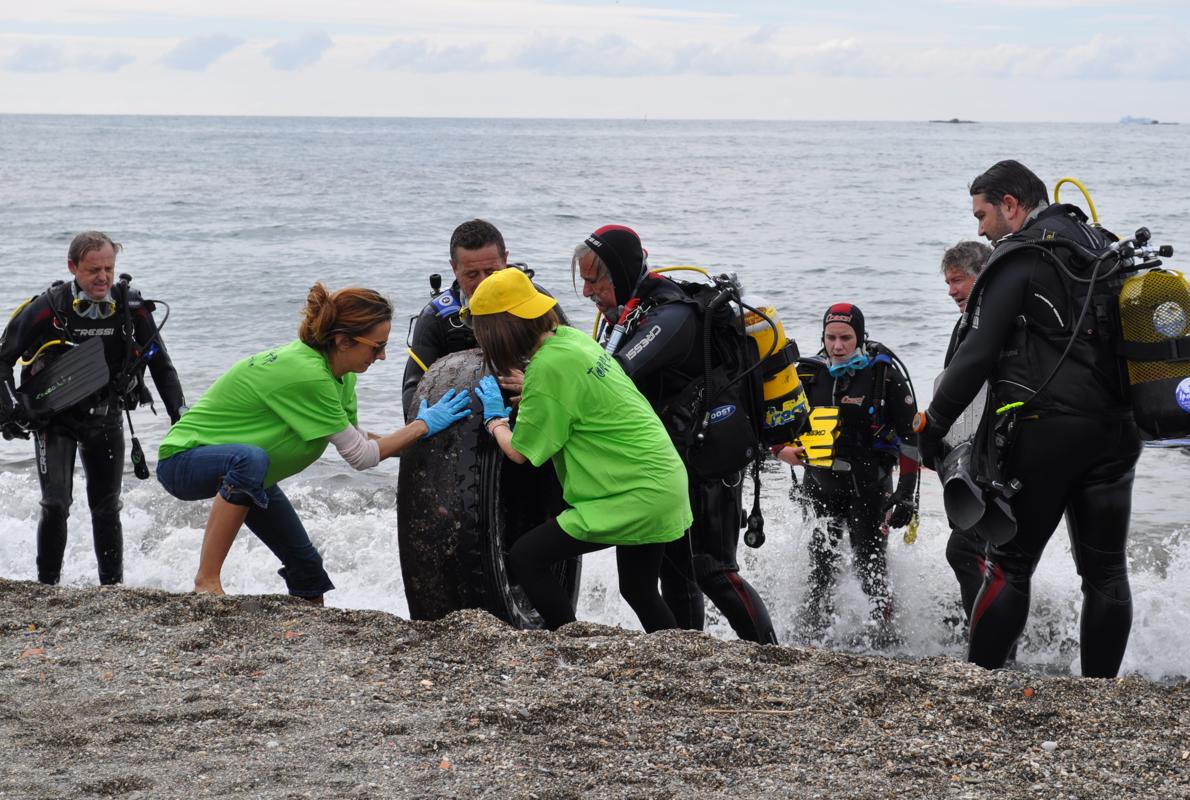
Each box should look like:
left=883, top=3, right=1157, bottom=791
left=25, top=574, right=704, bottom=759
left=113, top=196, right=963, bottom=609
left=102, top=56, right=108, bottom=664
left=397, top=349, right=581, bottom=627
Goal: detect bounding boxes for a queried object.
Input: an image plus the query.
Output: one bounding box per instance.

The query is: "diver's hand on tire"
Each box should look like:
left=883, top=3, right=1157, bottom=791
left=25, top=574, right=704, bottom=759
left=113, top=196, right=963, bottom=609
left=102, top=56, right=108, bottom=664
left=416, top=388, right=472, bottom=438
left=476, top=375, right=512, bottom=422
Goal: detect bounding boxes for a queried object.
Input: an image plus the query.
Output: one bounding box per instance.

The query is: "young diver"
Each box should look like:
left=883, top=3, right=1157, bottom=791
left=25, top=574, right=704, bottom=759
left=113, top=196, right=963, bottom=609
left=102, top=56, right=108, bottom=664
left=776, top=303, right=918, bottom=647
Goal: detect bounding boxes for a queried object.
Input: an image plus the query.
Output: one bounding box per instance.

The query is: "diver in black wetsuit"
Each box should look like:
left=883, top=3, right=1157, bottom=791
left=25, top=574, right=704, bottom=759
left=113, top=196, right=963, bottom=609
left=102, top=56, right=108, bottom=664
left=573, top=225, right=777, bottom=644
left=939, top=241, right=992, bottom=626
left=917, top=160, right=1142, bottom=678
left=402, top=219, right=566, bottom=419
left=777, top=304, right=918, bottom=647
left=0, top=231, right=185, bottom=586
left=402, top=220, right=504, bottom=419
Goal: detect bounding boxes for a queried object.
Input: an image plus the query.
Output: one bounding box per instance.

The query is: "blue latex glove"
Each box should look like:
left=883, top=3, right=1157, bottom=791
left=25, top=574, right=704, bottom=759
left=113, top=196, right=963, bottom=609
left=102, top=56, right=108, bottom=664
left=475, top=375, right=512, bottom=422
left=415, top=387, right=472, bottom=438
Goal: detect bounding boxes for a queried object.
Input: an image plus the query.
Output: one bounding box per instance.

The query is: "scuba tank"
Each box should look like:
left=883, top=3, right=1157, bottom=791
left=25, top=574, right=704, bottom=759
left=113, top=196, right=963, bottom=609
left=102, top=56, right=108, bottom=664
left=1118, top=266, right=1190, bottom=438
left=740, top=293, right=810, bottom=446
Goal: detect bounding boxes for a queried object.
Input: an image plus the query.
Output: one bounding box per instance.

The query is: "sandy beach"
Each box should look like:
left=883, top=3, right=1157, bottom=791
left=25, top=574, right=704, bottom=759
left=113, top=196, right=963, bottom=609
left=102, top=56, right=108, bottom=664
left=2, top=578, right=1187, bottom=799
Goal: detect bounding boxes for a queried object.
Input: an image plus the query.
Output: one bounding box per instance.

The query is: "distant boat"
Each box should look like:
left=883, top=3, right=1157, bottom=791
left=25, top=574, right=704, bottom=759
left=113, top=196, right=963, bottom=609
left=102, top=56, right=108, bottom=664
left=1120, top=115, right=1159, bottom=125
left=929, top=118, right=976, bottom=124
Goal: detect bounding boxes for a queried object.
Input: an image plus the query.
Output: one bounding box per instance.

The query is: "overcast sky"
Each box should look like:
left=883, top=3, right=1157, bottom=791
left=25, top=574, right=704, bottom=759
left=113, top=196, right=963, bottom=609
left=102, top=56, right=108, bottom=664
left=2, top=1, right=1186, bottom=120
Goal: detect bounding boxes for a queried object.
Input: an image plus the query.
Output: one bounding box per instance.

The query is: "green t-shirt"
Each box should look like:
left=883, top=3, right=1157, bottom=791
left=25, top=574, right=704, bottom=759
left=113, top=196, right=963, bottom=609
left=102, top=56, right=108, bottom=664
left=160, top=339, right=358, bottom=487
left=511, top=325, right=691, bottom=545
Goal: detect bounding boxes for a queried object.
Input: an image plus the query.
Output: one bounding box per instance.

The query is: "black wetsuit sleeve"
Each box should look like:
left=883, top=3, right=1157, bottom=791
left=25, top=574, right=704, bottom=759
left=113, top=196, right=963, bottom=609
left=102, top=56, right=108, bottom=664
left=612, top=302, right=697, bottom=382
left=0, top=295, right=51, bottom=419
left=929, top=264, right=1029, bottom=429
left=402, top=305, right=447, bottom=421
left=133, top=303, right=186, bottom=424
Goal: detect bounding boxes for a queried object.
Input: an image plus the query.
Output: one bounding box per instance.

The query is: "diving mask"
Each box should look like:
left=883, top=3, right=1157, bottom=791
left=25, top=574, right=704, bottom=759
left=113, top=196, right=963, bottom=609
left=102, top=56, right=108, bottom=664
left=828, top=351, right=871, bottom=378
left=72, top=285, right=116, bottom=320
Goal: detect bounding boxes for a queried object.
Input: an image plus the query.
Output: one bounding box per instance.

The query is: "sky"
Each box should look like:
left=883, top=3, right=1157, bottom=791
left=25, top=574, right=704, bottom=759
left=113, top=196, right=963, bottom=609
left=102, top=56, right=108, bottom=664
left=1, top=1, right=1187, bottom=121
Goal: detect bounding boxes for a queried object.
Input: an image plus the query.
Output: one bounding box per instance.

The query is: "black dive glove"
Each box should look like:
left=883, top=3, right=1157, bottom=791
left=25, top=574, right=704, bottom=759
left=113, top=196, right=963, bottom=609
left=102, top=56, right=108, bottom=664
left=883, top=484, right=916, bottom=529
left=0, top=394, right=44, bottom=440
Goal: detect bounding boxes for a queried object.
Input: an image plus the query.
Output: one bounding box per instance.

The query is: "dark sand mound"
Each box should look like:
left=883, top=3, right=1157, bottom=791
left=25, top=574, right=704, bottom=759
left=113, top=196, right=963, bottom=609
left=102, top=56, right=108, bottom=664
left=2, top=579, right=1187, bottom=799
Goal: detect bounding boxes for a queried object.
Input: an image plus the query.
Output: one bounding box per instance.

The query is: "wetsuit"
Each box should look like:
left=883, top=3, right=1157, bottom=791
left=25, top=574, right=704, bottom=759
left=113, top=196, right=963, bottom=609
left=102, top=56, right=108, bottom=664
left=941, top=319, right=989, bottom=623
left=402, top=283, right=477, bottom=420
left=797, top=351, right=917, bottom=644
left=928, top=204, right=1141, bottom=678
left=607, top=275, right=777, bottom=644
left=402, top=273, right=568, bottom=419
left=0, top=280, right=185, bottom=585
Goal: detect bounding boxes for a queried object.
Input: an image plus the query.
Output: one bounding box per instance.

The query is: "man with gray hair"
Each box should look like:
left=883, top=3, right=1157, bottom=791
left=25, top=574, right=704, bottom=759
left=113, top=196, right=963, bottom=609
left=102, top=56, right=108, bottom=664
left=0, top=231, right=185, bottom=586
left=938, top=240, right=991, bottom=628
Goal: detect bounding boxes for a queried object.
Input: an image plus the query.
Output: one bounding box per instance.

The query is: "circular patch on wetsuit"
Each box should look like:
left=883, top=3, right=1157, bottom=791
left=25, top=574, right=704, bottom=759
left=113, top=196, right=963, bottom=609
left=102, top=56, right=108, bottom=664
left=1176, top=377, right=1190, bottom=413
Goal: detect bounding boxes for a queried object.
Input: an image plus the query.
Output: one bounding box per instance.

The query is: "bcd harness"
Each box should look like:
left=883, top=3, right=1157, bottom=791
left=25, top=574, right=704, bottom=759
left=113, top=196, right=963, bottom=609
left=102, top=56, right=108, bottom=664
left=950, top=201, right=1182, bottom=531
left=604, top=272, right=814, bottom=549
left=11, top=275, right=173, bottom=478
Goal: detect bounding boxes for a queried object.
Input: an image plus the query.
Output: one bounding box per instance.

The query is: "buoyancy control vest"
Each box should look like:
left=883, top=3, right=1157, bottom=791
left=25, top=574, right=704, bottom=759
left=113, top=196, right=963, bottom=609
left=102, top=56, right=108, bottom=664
left=797, top=341, right=912, bottom=474
left=959, top=205, right=1128, bottom=415
left=626, top=275, right=767, bottom=480
left=960, top=203, right=1188, bottom=436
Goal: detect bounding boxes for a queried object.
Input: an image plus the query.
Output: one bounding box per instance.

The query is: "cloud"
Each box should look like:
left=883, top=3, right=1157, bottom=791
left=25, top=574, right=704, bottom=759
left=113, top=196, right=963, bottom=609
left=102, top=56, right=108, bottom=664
left=265, top=30, right=333, bottom=71
left=510, top=34, right=672, bottom=77
left=75, top=52, right=136, bottom=73
left=371, top=39, right=488, bottom=72
left=797, top=39, right=884, bottom=78
left=161, top=33, right=243, bottom=71
left=3, top=43, right=67, bottom=73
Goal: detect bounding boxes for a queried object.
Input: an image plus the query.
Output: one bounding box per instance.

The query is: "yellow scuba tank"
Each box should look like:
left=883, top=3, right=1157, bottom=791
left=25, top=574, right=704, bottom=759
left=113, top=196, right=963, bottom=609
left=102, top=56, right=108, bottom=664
left=740, top=295, right=810, bottom=445
left=1118, top=268, right=1190, bottom=438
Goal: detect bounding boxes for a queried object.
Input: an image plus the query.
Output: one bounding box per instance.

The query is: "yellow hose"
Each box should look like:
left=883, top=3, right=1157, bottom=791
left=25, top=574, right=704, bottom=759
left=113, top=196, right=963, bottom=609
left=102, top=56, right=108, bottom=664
left=17, top=339, right=73, bottom=366
left=1053, top=177, right=1100, bottom=225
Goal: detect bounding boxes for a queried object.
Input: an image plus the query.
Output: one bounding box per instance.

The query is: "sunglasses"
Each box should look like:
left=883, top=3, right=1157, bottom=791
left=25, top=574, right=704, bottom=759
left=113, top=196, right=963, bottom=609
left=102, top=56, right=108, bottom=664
left=352, top=335, right=388, bottom=356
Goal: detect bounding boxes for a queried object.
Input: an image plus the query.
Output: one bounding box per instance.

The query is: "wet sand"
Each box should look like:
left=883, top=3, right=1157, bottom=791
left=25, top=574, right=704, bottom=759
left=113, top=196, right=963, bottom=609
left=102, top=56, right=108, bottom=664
left=2, top=578, right=1187, bottom=799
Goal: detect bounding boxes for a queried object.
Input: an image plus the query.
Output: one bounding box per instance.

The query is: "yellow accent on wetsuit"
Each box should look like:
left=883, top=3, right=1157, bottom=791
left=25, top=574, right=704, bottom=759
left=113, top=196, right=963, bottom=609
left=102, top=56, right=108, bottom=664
left=406, top=348, right=430, bottom=374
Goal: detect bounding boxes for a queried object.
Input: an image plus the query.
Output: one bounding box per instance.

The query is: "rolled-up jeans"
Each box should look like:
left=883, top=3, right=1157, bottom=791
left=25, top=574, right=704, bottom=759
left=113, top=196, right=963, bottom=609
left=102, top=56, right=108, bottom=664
left=156, top=444, right=334, bottom=598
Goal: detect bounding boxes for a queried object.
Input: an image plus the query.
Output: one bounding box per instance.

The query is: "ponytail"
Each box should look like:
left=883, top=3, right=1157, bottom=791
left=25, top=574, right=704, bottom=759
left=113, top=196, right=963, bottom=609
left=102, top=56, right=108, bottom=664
left=298, top=283, right=392, bottom=351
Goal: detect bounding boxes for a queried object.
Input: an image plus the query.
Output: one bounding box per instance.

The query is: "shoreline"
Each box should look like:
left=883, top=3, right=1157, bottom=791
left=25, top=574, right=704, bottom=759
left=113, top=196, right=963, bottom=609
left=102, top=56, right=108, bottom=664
left=3, top=578, right=1187, bottom=798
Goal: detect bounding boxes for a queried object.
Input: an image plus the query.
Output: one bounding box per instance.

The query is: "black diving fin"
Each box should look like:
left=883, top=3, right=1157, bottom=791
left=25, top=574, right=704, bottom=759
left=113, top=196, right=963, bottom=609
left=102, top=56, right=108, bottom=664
left=19, top=338, right=111, bottom=417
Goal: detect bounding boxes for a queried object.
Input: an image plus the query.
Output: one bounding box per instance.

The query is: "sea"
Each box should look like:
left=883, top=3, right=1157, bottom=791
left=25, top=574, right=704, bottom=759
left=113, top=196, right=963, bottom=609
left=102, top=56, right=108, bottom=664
left=1, top=115, right=1187, bottom=680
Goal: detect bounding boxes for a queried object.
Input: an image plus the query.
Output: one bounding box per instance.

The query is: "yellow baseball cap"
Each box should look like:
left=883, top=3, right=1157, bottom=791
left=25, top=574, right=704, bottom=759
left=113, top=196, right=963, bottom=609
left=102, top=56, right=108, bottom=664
left=465, top=268, right=557, bottom=319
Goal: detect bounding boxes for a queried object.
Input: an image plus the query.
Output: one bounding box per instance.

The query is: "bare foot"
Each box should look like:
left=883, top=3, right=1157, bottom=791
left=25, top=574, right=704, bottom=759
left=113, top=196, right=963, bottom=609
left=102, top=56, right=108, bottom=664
left=194, top=576, right=225, bottom=595
left=300, top=595, right=324, bottom=607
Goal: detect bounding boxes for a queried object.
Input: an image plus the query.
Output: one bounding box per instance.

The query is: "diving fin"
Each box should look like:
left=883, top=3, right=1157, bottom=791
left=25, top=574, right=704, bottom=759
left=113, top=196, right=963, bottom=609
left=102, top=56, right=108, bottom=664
left=19, top=338, right=111, bottom=417
left=798, top=406, right=842, bottom=469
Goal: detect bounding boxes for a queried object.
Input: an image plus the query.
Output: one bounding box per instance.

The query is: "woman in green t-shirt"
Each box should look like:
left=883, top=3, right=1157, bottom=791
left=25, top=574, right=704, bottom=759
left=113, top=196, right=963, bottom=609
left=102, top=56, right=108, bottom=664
left=157, top=283, right=471, bottom=601
left=469, top=268, right=692, bottom=632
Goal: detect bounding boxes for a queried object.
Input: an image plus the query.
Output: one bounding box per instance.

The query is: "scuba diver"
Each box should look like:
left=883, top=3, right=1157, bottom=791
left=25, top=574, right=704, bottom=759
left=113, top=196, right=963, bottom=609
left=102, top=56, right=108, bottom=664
left=401, top=219, right=565, bottom=419
left=573, top=224, right=778, bottom=644
left=917, top=160, right=1143, bottom=678
left=939, top=241, right=994, bottom=627
left=0, top=231, right=186, bottom=586
left=775, top=303, right=918, bottom=647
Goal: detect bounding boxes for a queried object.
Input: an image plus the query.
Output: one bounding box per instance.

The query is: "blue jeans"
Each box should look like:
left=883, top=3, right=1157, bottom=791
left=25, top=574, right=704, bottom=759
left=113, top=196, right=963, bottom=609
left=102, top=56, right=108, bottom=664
left=156, top=444, right=334, bottom=598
